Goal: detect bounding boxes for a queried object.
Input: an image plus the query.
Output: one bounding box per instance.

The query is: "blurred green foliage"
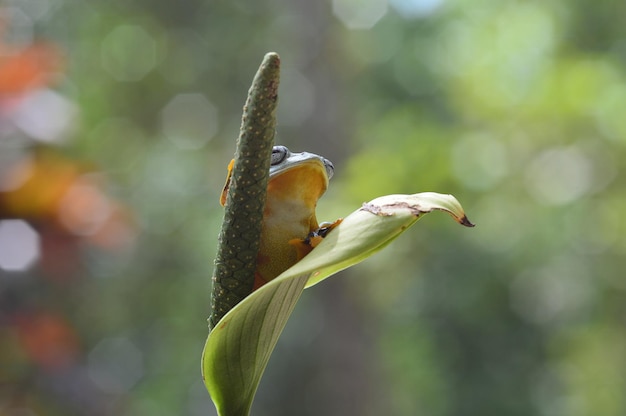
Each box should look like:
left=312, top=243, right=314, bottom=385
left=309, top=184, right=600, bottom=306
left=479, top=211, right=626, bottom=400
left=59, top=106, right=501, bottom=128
left=1, top=0, right=625, bottom=415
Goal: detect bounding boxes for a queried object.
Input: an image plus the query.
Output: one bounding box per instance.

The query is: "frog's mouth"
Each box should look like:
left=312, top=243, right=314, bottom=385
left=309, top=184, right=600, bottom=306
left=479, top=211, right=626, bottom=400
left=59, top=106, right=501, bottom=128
left=266, top=159, right=329, bottom=208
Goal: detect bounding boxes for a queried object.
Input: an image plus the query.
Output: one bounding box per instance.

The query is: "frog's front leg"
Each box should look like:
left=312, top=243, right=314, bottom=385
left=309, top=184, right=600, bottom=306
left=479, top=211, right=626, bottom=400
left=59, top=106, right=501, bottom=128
left=289, top=218, right=343, bottom=261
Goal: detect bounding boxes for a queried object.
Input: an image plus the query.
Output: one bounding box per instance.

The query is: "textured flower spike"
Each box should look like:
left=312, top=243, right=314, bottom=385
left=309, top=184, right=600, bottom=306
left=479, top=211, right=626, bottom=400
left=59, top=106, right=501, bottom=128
left=209, top=53, right=280, bottom=330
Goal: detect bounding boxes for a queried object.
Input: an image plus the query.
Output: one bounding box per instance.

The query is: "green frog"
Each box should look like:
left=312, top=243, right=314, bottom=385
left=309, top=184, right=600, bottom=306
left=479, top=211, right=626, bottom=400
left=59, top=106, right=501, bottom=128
left=221, top=145, right=341, bottom=289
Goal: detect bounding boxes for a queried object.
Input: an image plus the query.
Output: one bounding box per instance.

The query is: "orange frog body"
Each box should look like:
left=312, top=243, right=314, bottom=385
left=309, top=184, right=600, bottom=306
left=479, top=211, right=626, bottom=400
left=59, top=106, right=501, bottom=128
left=221, top=145, right=341, bottom=290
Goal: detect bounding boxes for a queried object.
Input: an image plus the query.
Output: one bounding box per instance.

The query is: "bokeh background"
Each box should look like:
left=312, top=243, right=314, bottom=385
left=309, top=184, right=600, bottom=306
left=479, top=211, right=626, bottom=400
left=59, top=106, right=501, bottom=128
left=1, top=0, right=625, bottom=415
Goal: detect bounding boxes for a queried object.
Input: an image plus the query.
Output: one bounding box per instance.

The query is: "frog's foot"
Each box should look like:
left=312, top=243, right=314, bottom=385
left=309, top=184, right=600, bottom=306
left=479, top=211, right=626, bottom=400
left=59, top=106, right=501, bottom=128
left=314, top=219, right=343, bottom=240
left=289, top=218, right=343, bottom=260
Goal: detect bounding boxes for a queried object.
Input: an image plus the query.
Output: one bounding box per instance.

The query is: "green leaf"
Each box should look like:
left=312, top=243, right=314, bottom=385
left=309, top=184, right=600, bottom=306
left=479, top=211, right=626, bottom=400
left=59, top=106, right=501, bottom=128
left=202, top=192, right=473, bottom=416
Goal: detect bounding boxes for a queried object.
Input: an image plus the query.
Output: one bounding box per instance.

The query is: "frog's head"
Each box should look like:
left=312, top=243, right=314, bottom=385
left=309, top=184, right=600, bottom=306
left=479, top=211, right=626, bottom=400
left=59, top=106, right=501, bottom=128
left=265, top=145, right=333, bottom=209
left=220, top=145, right=334, bottom=208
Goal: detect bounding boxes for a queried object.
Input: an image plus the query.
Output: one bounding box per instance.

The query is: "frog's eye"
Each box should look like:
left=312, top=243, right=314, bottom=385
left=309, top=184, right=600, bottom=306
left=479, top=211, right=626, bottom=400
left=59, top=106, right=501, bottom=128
left=271, top=145, right=290, bottom=165
left=323, top=158, right=334, bottom=180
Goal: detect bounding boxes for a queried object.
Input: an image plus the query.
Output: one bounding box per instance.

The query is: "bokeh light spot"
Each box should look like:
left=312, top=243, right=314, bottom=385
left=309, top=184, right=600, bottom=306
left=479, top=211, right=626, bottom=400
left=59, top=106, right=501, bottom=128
left=88, top=337, right=144, bottom=394
left=13, top=89, right=77, bottom=143
left=333, top=0, right=388, bottom=29
left=161, top=93, right=218, bottom=150
left=525, top=146, right=592, bottom=205
left=101, top=25, right=156, bottom=81
left=58, top=176, right=112, bottom=236
left=0, top=219, right=40, bottom=271
left=390, top=0, right=443, bottom=18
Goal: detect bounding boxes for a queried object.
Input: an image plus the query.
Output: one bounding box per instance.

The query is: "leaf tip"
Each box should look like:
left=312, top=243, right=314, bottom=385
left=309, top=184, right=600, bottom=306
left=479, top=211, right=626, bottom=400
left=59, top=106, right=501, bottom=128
left=458, top=215, right=475, bottom=227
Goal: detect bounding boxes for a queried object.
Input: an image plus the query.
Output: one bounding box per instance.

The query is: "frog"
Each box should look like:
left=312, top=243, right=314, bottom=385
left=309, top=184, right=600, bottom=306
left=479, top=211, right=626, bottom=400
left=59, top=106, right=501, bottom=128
left=220, top=145, right=341, bottom=290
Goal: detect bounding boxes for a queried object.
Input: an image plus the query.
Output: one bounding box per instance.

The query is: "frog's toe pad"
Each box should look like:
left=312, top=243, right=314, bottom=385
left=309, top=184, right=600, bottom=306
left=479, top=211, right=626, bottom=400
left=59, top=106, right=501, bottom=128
left=317, top=218, right=343, bottom=237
